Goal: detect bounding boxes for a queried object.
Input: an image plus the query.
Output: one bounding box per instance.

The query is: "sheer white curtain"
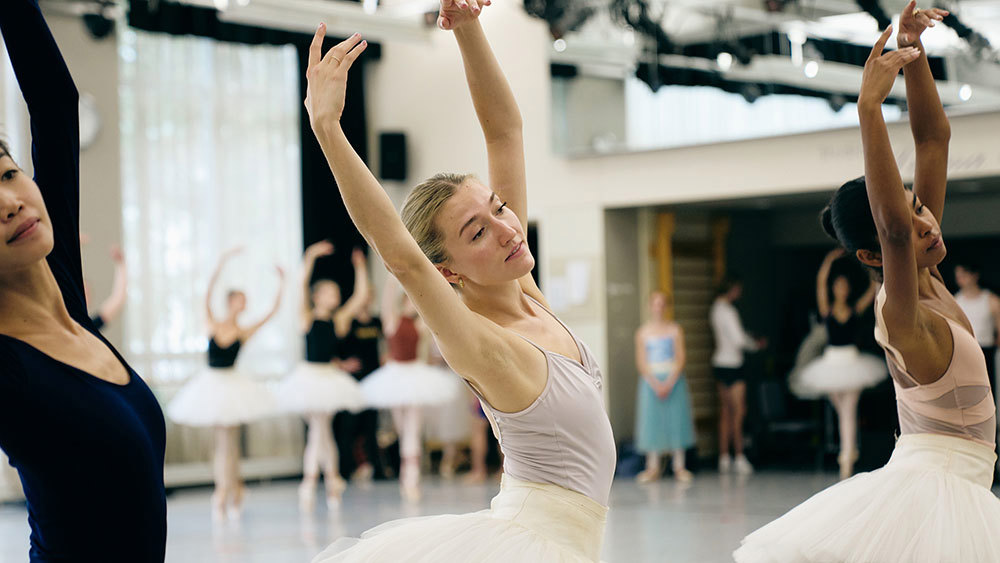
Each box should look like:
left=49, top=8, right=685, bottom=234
left=119, top=29, right=303, bottom=388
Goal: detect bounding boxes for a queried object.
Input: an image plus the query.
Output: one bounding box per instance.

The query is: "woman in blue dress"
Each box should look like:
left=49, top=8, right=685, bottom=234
left=635, top=291, right=696, bottom=482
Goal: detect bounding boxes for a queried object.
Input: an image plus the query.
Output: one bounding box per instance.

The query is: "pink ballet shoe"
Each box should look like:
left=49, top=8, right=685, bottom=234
left=326, top=477, right=347, bottom=510
left=299, top=481, right=317, bottom=513
left=636, top=467, right=662, bottom=483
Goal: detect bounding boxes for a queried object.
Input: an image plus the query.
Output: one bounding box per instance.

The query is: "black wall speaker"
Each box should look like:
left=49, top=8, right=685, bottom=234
left=379, top=132, right=407, bottom=181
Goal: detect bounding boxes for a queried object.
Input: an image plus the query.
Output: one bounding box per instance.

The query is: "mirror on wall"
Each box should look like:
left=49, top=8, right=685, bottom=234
left=537, top=0, right=1000, bottom=156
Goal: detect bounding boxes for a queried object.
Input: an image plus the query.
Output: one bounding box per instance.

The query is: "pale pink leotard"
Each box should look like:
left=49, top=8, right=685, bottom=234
left=874, top=277, right=996, bottom=448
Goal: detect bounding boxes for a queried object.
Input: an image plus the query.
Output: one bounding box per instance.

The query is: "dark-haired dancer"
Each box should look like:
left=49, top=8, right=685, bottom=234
left=307, top=0, right=615, bottom=560
left=167, top=248, right=284, bottom=522
left=276, top=242, right=366, bottom=511
left=0, top=2, right=166, bottom=560
left=736, top=5, right=1000, bottom=561
left=710, top=276, right=765, bottom=475
left=789, top=248, right=886, bottom=479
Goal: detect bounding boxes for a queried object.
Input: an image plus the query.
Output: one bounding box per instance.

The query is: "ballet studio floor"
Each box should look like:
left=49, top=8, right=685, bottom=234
left=1, top=471, right=993, bottom=562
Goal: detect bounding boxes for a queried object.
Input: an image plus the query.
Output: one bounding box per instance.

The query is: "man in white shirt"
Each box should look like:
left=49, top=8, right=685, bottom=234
left=710, top=276, right=765, bottom=475
left=953, top=262, right=1000, bottom=389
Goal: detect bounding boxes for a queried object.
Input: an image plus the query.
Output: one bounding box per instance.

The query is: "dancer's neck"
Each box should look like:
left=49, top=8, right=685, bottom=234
left=0, top=260, right=74, bottom=336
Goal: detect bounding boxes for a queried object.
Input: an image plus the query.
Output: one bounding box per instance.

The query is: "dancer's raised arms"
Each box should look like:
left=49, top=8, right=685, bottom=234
left=858, top=26, right=949, bottom=384
left=898, top=1, right=951, bottom=225
left=442, top=2, right=546, bottom=305
left=305, top=27, right=545, bottom=412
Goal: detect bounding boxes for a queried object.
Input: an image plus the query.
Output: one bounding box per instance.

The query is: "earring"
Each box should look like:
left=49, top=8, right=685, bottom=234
left=458, top=278, right=465, bottom=289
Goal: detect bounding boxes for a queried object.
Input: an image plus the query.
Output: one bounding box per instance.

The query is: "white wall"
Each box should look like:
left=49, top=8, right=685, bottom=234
left=364, top=1, right=1000, bottom=381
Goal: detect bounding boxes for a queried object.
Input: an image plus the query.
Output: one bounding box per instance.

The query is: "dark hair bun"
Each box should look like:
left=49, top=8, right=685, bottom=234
left=820, top=206, right=837, bottom=241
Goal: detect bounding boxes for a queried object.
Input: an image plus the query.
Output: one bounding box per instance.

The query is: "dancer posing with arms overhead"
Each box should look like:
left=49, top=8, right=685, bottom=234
left=789, top=249, right=886, bottom=480
left=168, top=248, right=284, bottom=522
left=0, top=2, right=166, bottom=561
left=307, top=2, right=616, bottom=561
left=736, top=4, right=1000, bottom=561
left=276, top=242, right=366, bottom=512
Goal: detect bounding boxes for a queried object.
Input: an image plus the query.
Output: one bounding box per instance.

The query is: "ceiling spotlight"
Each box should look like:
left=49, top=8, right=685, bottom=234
left=716, top=52, right=733, bottom=72
left=362, top=0, right=377, bottom=15
left=804, top=60, right=819, bottom=78
left=959, top=84, right=972, bottom=101
left=214, top=0, right=229, bottom=10
left=553, top=38, right=567, bottom=53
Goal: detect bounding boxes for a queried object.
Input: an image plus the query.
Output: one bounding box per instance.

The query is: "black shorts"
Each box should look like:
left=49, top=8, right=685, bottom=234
left=713, top=366, right=746, bottom=386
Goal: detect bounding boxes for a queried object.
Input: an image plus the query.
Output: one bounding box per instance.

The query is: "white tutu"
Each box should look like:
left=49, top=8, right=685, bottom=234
left=312, top=475, right=607, bottom=562
left=360, top=362, right=461, bottom=408
left=424, top=370, right=472, bottom=443
left=166, top=367, right=277, bottom=427
left=790, top=345, right=888, bottom=399
left=275, top=362, right=366, bottom=415
left=735, top=433, right=1000, bottom=563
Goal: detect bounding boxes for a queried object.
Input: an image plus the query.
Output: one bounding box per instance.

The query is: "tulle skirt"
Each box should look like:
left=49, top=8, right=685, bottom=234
left=424, top=374, right=472, bottom=443
left=166, top=367, right=277, bottom=427
left=275, top=362, right=366, bottom=415
left=734, top=433, right=1000, bottom=563
left=789, top=345, right=888, bottom=399
left=635, top=374, right=696, bottom=453
left=360, top=362, right=462, bottom=408
left=311, top=475, right=608, bottom=562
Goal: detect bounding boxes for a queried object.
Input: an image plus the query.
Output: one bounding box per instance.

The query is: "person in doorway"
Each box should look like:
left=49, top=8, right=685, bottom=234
left=710, top=275, right=765, bottom=475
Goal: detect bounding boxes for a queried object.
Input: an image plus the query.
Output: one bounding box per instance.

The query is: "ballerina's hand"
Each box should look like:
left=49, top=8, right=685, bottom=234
left=437, top=0, right=489, bottom=31
left=898, top=1, right=949, bottom=47
left=305, top=240, right=335, bottom=260
left=304, top=25, right=368, bottom=129
left=860, top=26, right=921, bottom=107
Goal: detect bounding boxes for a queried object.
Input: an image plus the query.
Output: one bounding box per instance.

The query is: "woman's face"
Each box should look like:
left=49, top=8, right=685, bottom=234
left=312, top=280, right=342, bottom=312
left=832, top=276, right=851, bottom=302
left=0, top=154, right=54, bottom=272
left=650, top=292, right=667, bottom=317
left=909, top=194, right=947, bottom=269
left=435, top=180, right=534, bottom=287
left=857, top=193, right=947, bottom=271
left=227, top=291, right=247, bottom=315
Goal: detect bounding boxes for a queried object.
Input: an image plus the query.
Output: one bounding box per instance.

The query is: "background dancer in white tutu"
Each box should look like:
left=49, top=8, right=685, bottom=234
left=736, top=4, right=1000, bottom=561
left=304, top=0, right=616, bottom=559
left=423, top=334, right=472, bottom=480
left=167, top=247, right=284, bottom=521
left=361, top=280, right=460, bottom=501
left=790, top=248, right=885, bottom=479
left=277, top=241, right=367, bottom=511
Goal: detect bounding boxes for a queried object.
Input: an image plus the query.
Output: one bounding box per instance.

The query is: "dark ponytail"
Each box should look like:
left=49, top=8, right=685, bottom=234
left=820, top=176, right=884, bottom=276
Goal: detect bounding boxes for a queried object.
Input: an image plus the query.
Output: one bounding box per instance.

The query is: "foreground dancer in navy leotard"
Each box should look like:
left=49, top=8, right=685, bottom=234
left=0, top=2, right=166, bottom=561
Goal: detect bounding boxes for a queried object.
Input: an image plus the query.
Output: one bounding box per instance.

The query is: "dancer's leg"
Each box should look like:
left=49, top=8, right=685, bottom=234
left=831, top=391, right=860, bottom=480
left=393, top=406, right=422, bottom=501
left=300, top=416, right=321, bottom=511
left=637, top=452, right=662, bottom=483
left=313, top=413, right=345, bottom=507
left=226, top=426, right=244, bottom=517
left=717, top=382, right=733, bottom=470
left=466, top=414, right=488, bottom=484
left=212, top=425, right=230, bottom=522
left=672, top=448, right=693, bottom=482
left=730, top=382, right=754, bottom=474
